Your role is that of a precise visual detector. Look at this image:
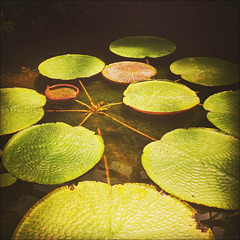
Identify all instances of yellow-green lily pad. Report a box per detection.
[0,173,17,187]
[0,88,46,135]
[2,122,104,184]
[203,90,240,138]
[123,80,200,114]
[109,36,176,58]
[170,57,239,86]
[13,181,214,239]
[38,54,105,80]
[142,128,239,210]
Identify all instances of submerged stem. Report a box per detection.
[99,111,157,141]
[78,112,93,126]
[99,102,123,111]
[74,99,92,109]
[47,109,91,113]
[78,80,95,107]
[97,127,111,186]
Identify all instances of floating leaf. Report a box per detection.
[45,84,79,101]
[2,123,104,184]
[0,88,46,135]
[38,54,105,80]
[142,128,240,210]
[170,57,239,86]
[102,61,157,84]
[13,181,214,239]
[203,90,240,138]
[109,36,176,58]
[123,80,200,115]
[0,173,17,187]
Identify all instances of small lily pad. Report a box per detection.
[102,61,157,84]
[142,128,239,210]
[2,122,104,184]
[170,57,239,86]
[203,90,240,137]
[0,88,46,135]
[109,36,176,58]
[123,80,200,114]
[0,173,17,187]
[13,181,214,239]
[38,54,105,80]
[45,84,79,101]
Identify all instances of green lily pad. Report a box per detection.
[123,80,200,114]
[203,90,240,138]
[109,36,176,58]
[0,173,17,187]
[38,54,105,80]
[0,88,46,135]
[170,57,239,86]
[2,123,104,184]
[142,128,239,210]
[13,181,214,239]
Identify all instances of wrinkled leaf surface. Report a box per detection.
[13,181,214,239]
[142,128,239,210]
[123,80,200,114]
[109,36,176,58]
[0,88,46,135]
[203,90,239,137]
[170,57,239,86]
[2,123,104,184]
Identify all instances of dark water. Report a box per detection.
[1,1,239,239]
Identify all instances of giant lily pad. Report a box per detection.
[203,90,240,138]
[38,54,105,80]
[142,128,239,210]
[2,122,104,184]
[102,61,157,84]
[13,181,214,239]
[109,36,176,58]
[123,80,200,115]
[0,173,17,187]
[170,57,239,86]
[0,88,46,135]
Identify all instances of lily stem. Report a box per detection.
[99,111,157,141]
[79,80,95,107]
[47,109,91,113]
[74,99,92,109]
[97,127,111,186]
[78,112,93,126]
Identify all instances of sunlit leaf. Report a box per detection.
[0,88,46,135]
[13,181,214,239]
[2,123,104,184]
[123,80,200,114]
[0,173,17,187]
[109,36,176,58]
[38,54,105,80]
[170,57,239,86]
[203,90,240,138]
[102,61,157,84]
[142,128,239,210]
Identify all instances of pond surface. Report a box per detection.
[1,1,239,239]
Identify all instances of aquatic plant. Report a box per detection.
[0,36,239,239]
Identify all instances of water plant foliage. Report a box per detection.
[38,54,105,80]
[13,181,214,239]
[102,61,157,84]
[170,57,239,86]
[2,122,104,184]
[142,128,239,210]
[109,36,176,58]
[203,90,240,138]
[123,80,200,114]
[0,88,46,135]
[1,35,239,239]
